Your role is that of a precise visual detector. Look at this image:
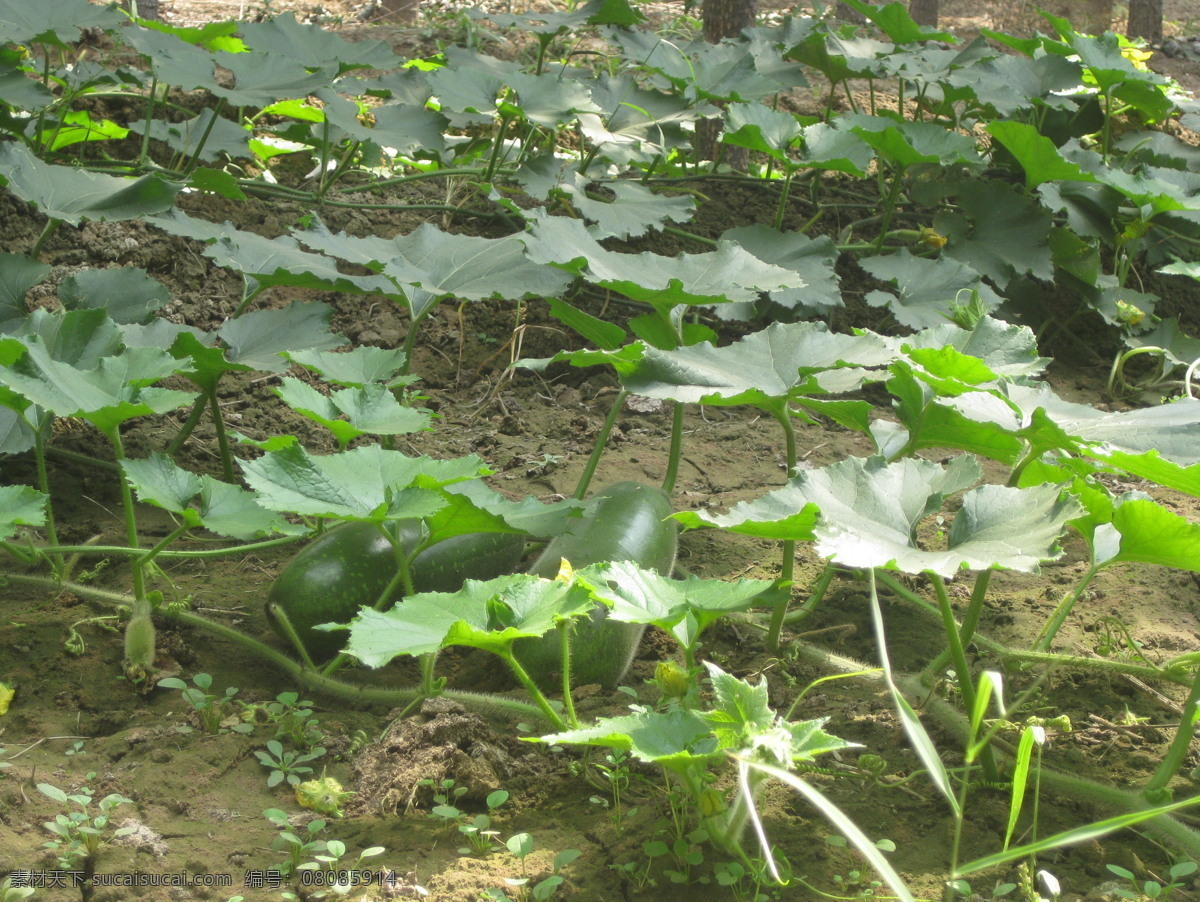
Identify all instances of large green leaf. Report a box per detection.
[986,120,1096,190]
[1094,450,1200,499]
[285,346,410,388]
[0,484,47,542]
[1101,497,1200,571]
[578,560,777,650]
[843,114,982,169]
[578,73,707,166]
[126,109,252,162]
[525,215,801,311]
[345,574,597,664]
[0,145,179,225]
[207,50,333,107]
[0,254,50,331]
[675,454,979,542]
[443,479,584,538]
[122,452,298,539]
[274,378,431,447]
[122,26,220,91]
[314,88,447,157]
[57,268,169,325]
[884,363,1027,463]
[538,708,717,769]
[239,444,486,521]
[935,180,1055,286]
[150,210,393,295]
[680,455,1074,577]
[238,13,399,73]
[720,225,843,315]
[295,220,571,320]
[615,321,895,411]
[0,0,123,45]
[216,301,346,373]
[861,250,1004,330]
[993,384,1200,466]
[0,337,195,434]
[903,316,1049,379]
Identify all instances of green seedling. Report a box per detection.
[158,673,247,735]
[1107,861,1198,901]
[240,691,324,750]
[263,807,328,878]
[296,840,386,898]
[38,775,136,871]
[485,836,580,901]
[1,875,36,902]
[427,788,510,856]
[255,739,327,788]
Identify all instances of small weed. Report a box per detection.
[1107,861,1198,901]
[426,787,510,855]
[263,807,327,878]
[240,691,324,750]
[158,673,247,735]
[1,875,36,901]
[255,738,327,788]
[63,740,84,758]
[484,837,580,901]
[38,773,135,870]
[825,835,897,898]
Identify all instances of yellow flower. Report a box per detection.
[1115,299,1145,326]
[0,681,13,716]
[1121,46,1154,71]
[920,227,948,248]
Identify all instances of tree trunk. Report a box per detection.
[123,0,161,20]
[909,0,939,28]
[1126,0,1163,43]
[696,0,757,169]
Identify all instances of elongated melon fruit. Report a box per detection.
[267,522,526,661]
[515,481,678,688]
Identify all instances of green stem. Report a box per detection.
[782,561,837,625]
[138,77,158,166]
[484,115,513,183]
[558,620,579,728]
[335,167,489,193]
[31,218,63,258]
[27,535,305,560]
[923,569,992,680]
[102,426,144,604]
[873,173,906,253]
[931,573,998,782]
[1107,346,1165,398]
[180,97,227,180]
[1033,562,1101,652]
[873,570,1190,686]
[573,389,628,500]
[32,426,64,575]
[204,387,236,483]
[661,401,684,494]
[134,523,191,570]
[661,225,718,248]
[4,573,556,724]
[165,394,208,457]
[497,648,568,731]
[764,406,799,651]
[1143,665,1200,799]
[772,168,795,231]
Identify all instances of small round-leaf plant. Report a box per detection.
[37,774,136,871]
[157,673,248,735]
